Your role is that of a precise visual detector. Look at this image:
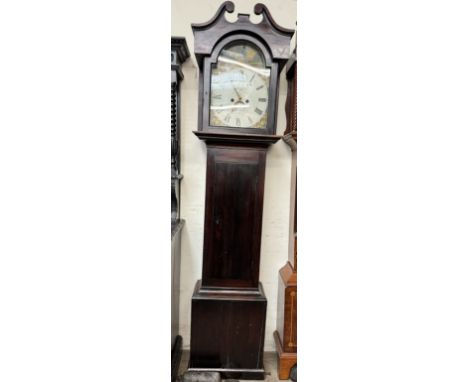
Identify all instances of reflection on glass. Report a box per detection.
[210,43,270,128]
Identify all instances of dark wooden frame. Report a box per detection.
[171,36,189,382]
[192,1,293,137]
[283,48,297,143]
[189,3,294,380]
[201,34,279,136]
[275,47,297,380]
[171,36,190,224]
[201,144,267,289]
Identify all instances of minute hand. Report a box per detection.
[233,86,243,101]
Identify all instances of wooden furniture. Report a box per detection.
[171,36,189,382]
[187,3,293,380]
[274,47,297,380]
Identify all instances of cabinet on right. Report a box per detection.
[274,47,297,380]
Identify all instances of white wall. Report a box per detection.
[172,0,297,351]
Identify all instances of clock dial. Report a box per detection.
[210,43,270,129]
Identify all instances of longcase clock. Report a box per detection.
[187,2,294,380]
[171,36,189,382]
[274,47,297,380]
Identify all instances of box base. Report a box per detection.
[189,280,267,380]
[274,330,297,380]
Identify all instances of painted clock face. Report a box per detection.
[210,42,270,129]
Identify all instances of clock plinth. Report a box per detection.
[188,3,294,380]
[274,261,297,379]
[189,281,267,380]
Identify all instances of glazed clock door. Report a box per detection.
[209,42,270,129]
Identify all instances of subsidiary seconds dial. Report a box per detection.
[209,42,270,129]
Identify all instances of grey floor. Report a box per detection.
[178,351,292,382]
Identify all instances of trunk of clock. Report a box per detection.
[189,140,272,380]
[201,144,266,289]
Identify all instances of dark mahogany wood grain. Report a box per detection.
[283,49,297,137]
[192,2,294,68]
[189,4,293,380]
[190,280,267,380]
[192,2,294,137]
[171,36,189,382]
[194,131,281,146]
[201,144,266,288]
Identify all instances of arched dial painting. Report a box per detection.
[209,42,270,129]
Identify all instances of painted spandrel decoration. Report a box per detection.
[210,42,270,129]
